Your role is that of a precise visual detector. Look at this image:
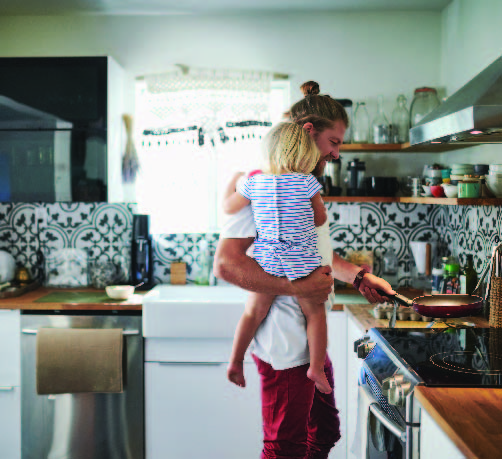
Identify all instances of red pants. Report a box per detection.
[253,354,341,459]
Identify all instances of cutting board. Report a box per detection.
[35,291,120,303]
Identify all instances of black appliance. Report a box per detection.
[355,327,502,459]
[346,158,366,196]
[131,214,154,290]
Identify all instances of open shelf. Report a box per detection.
[323,196,502,206]
[340,142,472,153]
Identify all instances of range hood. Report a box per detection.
[410,55,502,147]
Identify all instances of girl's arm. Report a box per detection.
[310,192,328,227]
[223,172,251,214]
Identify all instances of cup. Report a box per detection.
[458,180,480,198]
[411,177,422,197]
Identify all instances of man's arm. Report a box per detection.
[331,252,395,303]
[213,237,333,303]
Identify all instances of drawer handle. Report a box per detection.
[0,386,15,392]
[22,328,140,336]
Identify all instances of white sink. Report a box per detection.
[142,285,249,338]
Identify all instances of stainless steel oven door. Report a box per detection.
[358,381,419,459]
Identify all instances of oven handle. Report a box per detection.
[360,380,407,443]
[22,328,140,335]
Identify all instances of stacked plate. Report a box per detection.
[486,164,502,197]
[450,163,474,176]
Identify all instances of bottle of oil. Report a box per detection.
[460,254,477,295]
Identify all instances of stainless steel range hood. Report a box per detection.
[410,55,502,147]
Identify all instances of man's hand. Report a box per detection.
[292,265,333,303]
[358,273,396,304]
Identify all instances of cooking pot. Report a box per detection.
[0,250,16,283]
[388,292,483,318]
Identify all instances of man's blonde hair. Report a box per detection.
[264,122,320,175]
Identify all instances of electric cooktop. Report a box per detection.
[370,328,502,387]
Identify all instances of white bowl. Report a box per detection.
[441,184,458,198]
[422,185,433,196]
[105,285,135,300]
[486,176,502,198]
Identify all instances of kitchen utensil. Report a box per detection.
[388,300,398,328]
[458,180,481,198]
[105,285,135,300]
[352,102,370,143]
[0,250,16,283]
[410,87,440,127]
[378,290,484,318]
[430,185,445,197]
[364,176,399,197]
[346,159,366,196]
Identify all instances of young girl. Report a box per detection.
[223,121,331,394]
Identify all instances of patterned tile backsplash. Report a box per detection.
[0,202,500,287]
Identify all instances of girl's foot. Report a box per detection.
[307,367,332,394]
[227,361,246,388]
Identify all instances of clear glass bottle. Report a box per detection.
[409,87,441,127]
[351,102,370,144]
[371,95,390,144]
[460,254,478,295]
[382,243,399,287]
[391,95,410,143]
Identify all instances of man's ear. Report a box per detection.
[303,122,314,135]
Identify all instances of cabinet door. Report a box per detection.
[420,407,464,459]
[327,311,347,459]
[0,310,20,386]
[0,386,21,459]
[346,315,365,459]
[145,361,262,459]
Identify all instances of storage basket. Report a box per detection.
[489,275,502,328]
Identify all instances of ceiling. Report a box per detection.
[0,0,453,16]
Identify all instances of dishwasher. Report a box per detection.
[21,310,144,459]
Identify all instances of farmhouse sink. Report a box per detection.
[142,285,248,338]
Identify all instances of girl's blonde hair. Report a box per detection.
[264,122,320,175]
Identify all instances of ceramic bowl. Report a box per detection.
[105,285,135,300]
[430,185,445,197]
[441,183,458,198]
[486,175,502,198]
[422,185,433,196]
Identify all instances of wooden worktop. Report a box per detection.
[0,287,145,311]
[415,386,502,459]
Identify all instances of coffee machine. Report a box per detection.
[131,214,154,290]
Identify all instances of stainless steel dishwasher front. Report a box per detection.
[21,311,144,459]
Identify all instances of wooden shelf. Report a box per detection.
[339,142,472,153]
[323,196,502,206]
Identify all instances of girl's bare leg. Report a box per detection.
[227,292,275,387]
[297,297,331,394]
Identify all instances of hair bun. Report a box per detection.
[300,81,320,96]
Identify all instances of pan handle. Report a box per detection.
[376,290,414,307]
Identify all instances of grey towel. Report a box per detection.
[36,328,123,395]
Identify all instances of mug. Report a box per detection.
[458,180,480,198]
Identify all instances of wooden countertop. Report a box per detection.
[0,287,145,311]
[415,386,502,459]
[343,303,490,333]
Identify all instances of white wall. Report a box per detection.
[440,0,502,165]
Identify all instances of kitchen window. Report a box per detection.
[134,68,289,234]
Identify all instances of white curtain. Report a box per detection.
[135,65,276,234]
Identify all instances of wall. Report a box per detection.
[0,11,441,179]
[439,0,502,166]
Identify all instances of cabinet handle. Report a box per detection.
[157,362,224,366]
[0,386,15,391]
[22,328,140,335]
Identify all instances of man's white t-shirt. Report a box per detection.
[220,205,335,370]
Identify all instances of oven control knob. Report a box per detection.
[388,381,412,407]
[356,342,375,359]
[382,374,404,395]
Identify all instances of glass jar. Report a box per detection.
[391,94,410,143]
[351,102,370,143]
[371,95,390,144]
[410,87,441,127]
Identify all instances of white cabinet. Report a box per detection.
[419,405,465,459]
[346,314,365,459]
[328,311,347,459]
[145,339,262,459]
[0,309,21,459]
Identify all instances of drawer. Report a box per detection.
[0,310,21,386]
[0,384,21,459]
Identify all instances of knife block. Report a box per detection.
[170,262,187,285]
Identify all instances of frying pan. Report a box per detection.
[379,291,484,318]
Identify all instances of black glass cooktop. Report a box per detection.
[372,328,502,387]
